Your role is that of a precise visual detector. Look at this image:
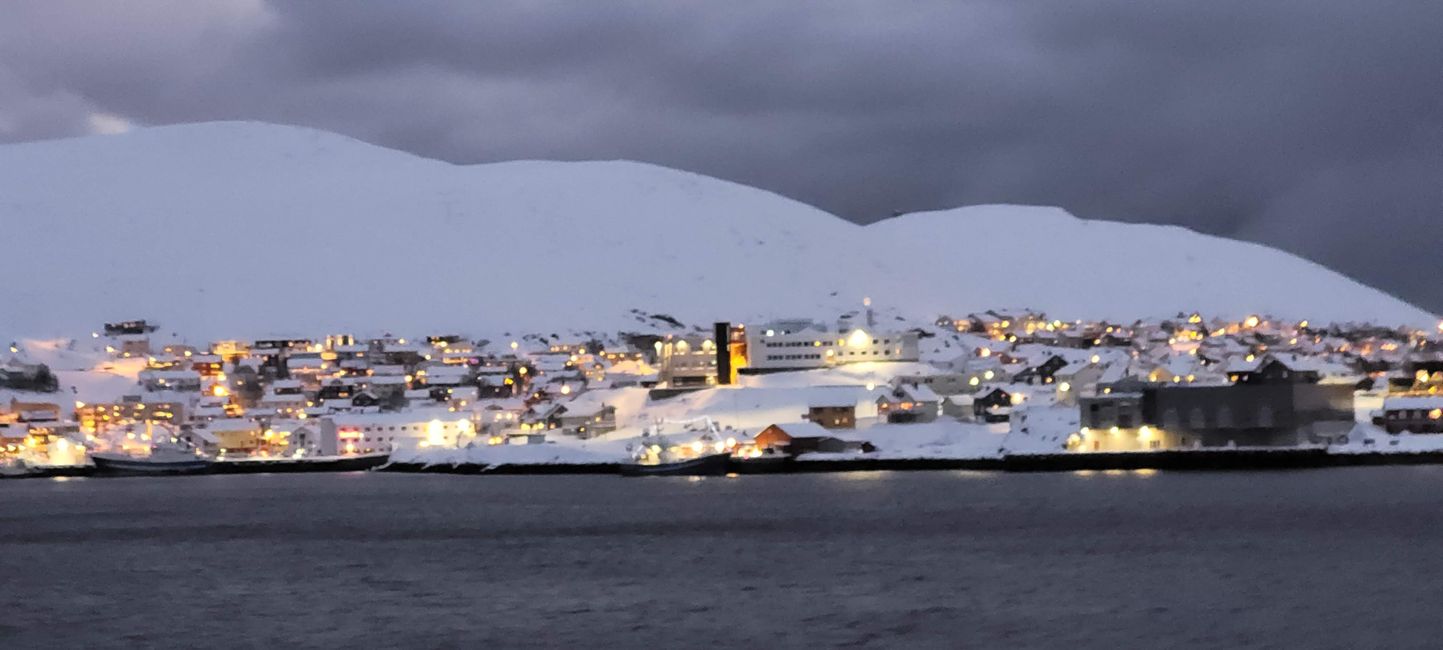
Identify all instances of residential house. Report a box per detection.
[804,395,857,430]
[1378,395,1443,434]
[7,399,60,423]
[139,369,201,393]
[972,388,1015,423]
[1225,355,1320,385]
[1052,361,1106,405]
[753,421,872,455]
[875,383,941,423]
[1010,355,1068,386]
[545,400,618,439]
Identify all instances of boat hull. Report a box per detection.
[91,454,212,477]
[729,455,794,474]
[620,452,733,477]
[211,453,390,474]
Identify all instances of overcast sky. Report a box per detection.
[2,1,1440,312]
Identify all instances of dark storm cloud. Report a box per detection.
[2,1,1440,311]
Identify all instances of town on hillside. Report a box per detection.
[3,305,1443,475]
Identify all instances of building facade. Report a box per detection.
[743,319,919,372]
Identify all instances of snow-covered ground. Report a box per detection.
[398,416,1018,467]
[804,420,1010,461]
[2,121,1434,343]
[388,440,628,467]
[1331,424,1443,455]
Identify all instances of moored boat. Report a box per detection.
[620,451,733,477]
[0,458,33,479]
[621,416,740,477]
[728,451,793,474]
[211,452,390,474]
[91,448,212,477]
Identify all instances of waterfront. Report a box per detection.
[6,470,1443,647]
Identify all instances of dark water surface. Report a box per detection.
[5,468,1443,648]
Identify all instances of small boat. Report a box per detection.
[91,447,212,477]
[620,451,733,477]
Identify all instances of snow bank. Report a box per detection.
[840,420,1007,460]
[1330,424,1443,455]
[389,441,628,467]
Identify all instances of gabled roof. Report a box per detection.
[762,420,833,439]
[884,383,940,403]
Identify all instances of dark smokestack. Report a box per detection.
[714,322,731,385]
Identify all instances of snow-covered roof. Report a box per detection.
[139,369,200,380]
[763,420,834,439]
[203,417,260,432]
[1384,396,1443,410]
[331,408,468,427]
[805,386,869,408]
[884,383,940,403]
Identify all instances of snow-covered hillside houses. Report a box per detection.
[1,308,1441,467]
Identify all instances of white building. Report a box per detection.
[744,319,919,372]
[656,334,719,388]
[328,409,479,455]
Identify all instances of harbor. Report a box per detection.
[8,467,1443,648]
[17,443,1443,480]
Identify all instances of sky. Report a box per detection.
[2,1,1440,312]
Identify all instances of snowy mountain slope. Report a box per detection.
[2,122,886,340]
[865,205,1436,327]
[0,121,1433,341]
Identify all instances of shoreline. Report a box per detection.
[12,447,1443,479]
[378,447,1443,475]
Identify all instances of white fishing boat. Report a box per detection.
[621,416,737,476]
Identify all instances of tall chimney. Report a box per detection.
[714,322,731,385]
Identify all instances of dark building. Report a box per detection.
[973,388,1014,423]
[1079,393,1145,429]
[1079,372,1354,449]
[1226,357,1320,385]
[252,338,312,351]
[1012,355,1068,386]
[103,320,158,336]
[1145,382,1353,447]
[316,383,356,401]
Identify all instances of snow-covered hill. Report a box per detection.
[866,205,1434,327]
[0,122,1433,341]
